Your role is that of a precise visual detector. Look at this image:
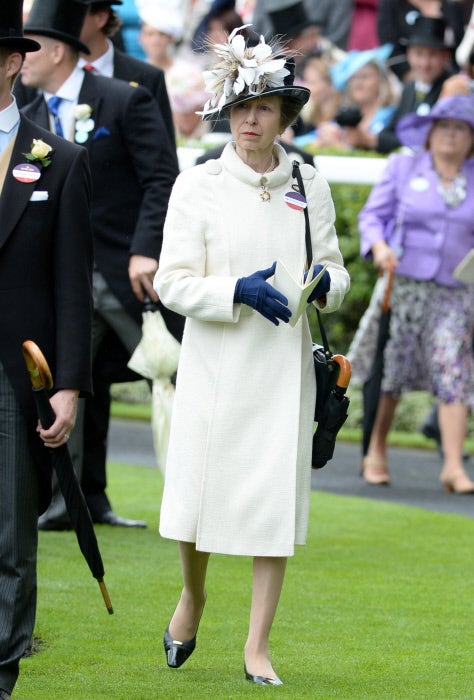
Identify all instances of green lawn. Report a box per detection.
[14,461,474,700]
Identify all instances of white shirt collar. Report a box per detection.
[77,39,114,77]
[44,64,85,105]
[0,96,20,133]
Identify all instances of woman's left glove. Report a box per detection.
[307,264,331,303]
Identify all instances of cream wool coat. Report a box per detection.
[155,143,350,557]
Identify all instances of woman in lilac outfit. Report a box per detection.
[359,94,474,493]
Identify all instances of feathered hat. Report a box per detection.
[199,24,310,119]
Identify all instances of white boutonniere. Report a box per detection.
[24,138,53,167]
[74,103,95,144]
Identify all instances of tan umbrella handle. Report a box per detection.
[381,269,394,314]
[332,355,352,390]
[22,340,54,391]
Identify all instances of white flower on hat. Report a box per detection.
[200,25,290,117]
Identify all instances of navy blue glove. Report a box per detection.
[307,264,331,303]
[234,262,291,326]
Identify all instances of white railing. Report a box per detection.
[177,145,388,185]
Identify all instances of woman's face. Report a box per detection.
[230,96,282,154]
[347,63,381,105]
[139,23,173,62]
[429,118,474,160]
[303,60,332,102]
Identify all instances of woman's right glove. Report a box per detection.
[234,262,291,326]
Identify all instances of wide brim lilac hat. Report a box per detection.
[329,43,393,92]
[395,94,474,148]
[198,24,310,120]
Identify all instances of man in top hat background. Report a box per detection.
[15,0,176,146]
[350,15,455,153]
[19,0,179,531]
[77,0,176,144]
[0,1,93,696]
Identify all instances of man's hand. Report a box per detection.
[129,254,159,303]
[37,389,79,449]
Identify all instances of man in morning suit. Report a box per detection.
[75,0,184,529]
[0,2,93,696]
[20,0,179,530]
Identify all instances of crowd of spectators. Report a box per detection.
[101,0,474,156]
[21,0,474,154]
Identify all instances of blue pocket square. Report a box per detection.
[92,126,111,141]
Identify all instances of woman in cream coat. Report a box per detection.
[154,26,350,686]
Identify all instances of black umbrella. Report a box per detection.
[22,340,113,614]
[361,270,393,457]
[312,354,352,470]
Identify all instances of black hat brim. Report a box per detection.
[203,85,310,120]
[81,0,123,4]
[407,36,451,49]
[0,36,41,52]
[24,28,90,54]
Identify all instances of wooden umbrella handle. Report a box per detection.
[332,354,352,390]
[381,269,394,314]
[22,340,54,391]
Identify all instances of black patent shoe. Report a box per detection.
[163,625,196,668]
[244,664,283,686]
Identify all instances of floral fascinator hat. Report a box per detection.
[396,94,474,148]
[198,24,310,119]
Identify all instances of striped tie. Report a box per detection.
[47,96,64,137]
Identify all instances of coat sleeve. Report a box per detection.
[154,168,240,323]
[305,169,350,313]
[124,86,179,260]
[358,153,402,258]
[53,146,94,393]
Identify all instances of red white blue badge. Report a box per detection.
[12,163,41,183]
[284,190,307,210]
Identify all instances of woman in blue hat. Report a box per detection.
[302,44,398,150]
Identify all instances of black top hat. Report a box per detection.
[25,0,90,54]
[192,0,239,53]
[268,1,313,39]
[407,15,453,50]
[0,0,40,53]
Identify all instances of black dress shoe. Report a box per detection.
[93,511,147,528]
[244,665,283,686]
[163,625,196,668]
[38,517,73,531]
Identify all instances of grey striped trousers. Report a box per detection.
[0,361,39,695]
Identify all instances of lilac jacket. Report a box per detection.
[359,151,474,287]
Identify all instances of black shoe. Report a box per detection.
[244,664,283,686]
[163,625,196,668]
[0,689,11,699]
[93,511,147,528]
[38,517,72,531]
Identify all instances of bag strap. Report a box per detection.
[292,161,331,355]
